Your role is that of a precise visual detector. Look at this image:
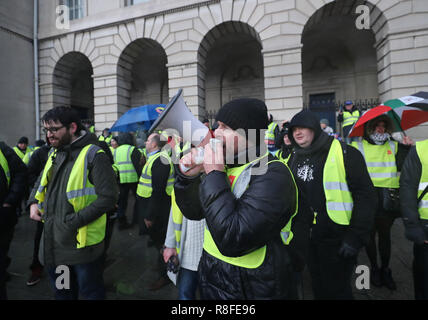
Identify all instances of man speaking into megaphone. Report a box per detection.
[172,97,299,300]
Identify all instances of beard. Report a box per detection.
[49,131,72,148]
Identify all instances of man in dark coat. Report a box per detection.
[174,98,298,299]
[28,106,118,300]
[287,109,376,299]
[136,132,174,291]
[26,141,51,286]
[0,141,27,299]
[400,139,428,299]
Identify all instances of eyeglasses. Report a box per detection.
[42,126,65,134]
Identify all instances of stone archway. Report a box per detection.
[198,21,264,119]
[301,0,388,128]
[117,38,168,115]
[52,52,94,121]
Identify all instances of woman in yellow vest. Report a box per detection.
[351,115,413,290]
[175,98,298,299]
[400,139,428,299]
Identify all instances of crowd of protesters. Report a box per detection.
[0,99,427,300]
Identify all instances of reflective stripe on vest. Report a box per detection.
[171,189,183,253]
[324,139,353,225]
[352,140,399,188]
[136,151,174,198]
[114,145,138,183]
[265,122,278,141]
[342,110,360,127]
[0,149,10,188]
[416,140,428,219]
[35,144,106,248]
[203,153,298,269]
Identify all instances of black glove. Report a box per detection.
[405,225,427,245]
[338,242,359,259]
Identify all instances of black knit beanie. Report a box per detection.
[215,98,268,145]
[18,136,29,144]
[216,98,268,130]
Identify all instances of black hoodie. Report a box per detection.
[287,110,376,248]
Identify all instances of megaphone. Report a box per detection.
[148,89,212,147]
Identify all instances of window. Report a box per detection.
[125,0,150,6]
[61,0,85,20]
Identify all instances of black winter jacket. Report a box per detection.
[0,141,27,207]
[288,132,376,250]
[400,145,428,245]
[174,153,298,299]
[27,145,50,190]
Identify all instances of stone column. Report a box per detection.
[167,60,206,120]
[263,45,304,122]
[92,71,122,134]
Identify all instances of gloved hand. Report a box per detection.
[405,225,427,245]
[338,241,359,259]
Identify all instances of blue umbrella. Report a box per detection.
[110,104,166,132]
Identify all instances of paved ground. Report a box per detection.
[5,208,416,300]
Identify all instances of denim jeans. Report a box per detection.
[177,268,199,300]
[47,257,105,300]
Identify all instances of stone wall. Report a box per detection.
[36,0,428,138]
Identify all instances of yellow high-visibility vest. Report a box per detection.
[13,146,30,160]
[113,144,138,183]
[352,139,399,188]
[136,151,174,198]
[342,110,360,128]
[416,140,428,220]
[0,149,10,188]
[35,144,106,249]
[324,139,353,225]
[264,122,278,141]
[171,189,183,254]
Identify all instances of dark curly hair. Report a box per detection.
[364,114,394,137]
[42,106,85,133]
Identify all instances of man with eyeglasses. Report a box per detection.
[27,106,118,300]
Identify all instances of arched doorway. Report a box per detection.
[302,0,384,131]
[199,22,264,121]
[117,38,168,113]
[53,52,94,121]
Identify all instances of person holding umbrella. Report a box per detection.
[351,114,413,290]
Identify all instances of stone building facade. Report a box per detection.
[36,0,428,138]
[0,0,35,145]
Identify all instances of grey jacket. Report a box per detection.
[29,132,119,266]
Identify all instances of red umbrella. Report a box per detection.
[348,105,398,137]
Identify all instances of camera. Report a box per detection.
[160,247,180,274]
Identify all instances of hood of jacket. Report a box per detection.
[287,110,325,149]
